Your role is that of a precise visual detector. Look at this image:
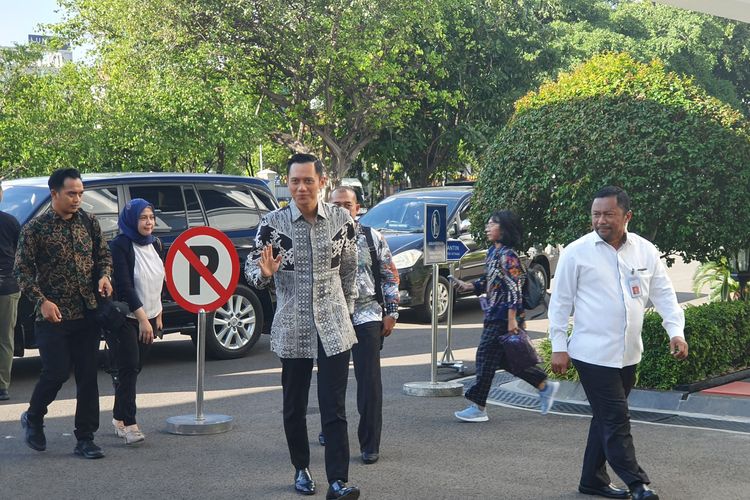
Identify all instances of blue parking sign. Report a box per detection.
[423,204,447,264]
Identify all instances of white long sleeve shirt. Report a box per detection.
[548,231,685,368]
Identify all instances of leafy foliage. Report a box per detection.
[639,301,750,389]
[538,301,750,390]
[692,258,739,302]
[472,53,750,263]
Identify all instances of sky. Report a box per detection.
[0,0,66,47]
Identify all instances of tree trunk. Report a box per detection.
[216,142,225,174]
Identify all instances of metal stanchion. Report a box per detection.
[166,309,233,435]
[403,265,463,397]
[438,262,465,375]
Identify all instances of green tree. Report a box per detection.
[0,45,105,177]
[366,0,560,187]
[472,53,750,263]
[171,0,448,183]
[54,0,277,174]
[546,0,750,116]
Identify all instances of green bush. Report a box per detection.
[472,53,750,264]
[638,301,750,389]
[538,301,750,390]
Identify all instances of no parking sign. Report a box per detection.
[165,226,239,313]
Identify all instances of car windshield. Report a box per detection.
[359,195,460,232]
[0,185,49,223]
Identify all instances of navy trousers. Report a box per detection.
[573,358,650,489]
[351,321,383,455]
[106,318,153,426]
[27,318,101,441]
[281,339,351,484]
[465,320,547,407]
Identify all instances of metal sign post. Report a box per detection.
[430,263,439,384]
[438,262,465,375]
[164,226,236,435]
[403,204,462,397]
[438,239,470,375]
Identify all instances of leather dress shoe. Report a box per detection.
[326,480,360,499]
[361,451,379,464]
[0,388,9,400]
[630,483,659,500]
[21,411,46,451]
[318,432,325,446]
[74,439,105,459]
[579,483,631,498]
[294,468,315,495]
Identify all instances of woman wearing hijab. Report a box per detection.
[109,198,165,444]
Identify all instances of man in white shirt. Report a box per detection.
[548,186,688,500]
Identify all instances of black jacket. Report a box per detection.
[109,234,165,313]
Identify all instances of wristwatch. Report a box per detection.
[387,311,399,320]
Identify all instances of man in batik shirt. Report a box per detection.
[245,154,360,499]
[329,186,399,466]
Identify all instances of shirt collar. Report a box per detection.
[591,229,631,248]
[50,209,78,223]
[289,200,327,222]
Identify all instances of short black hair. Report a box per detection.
[490,210,523,249]
[287,153,325,177]
[48,168,81,192]
[330,185,357,199]
[593,186,631,213]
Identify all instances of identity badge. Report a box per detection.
[628,277,642,298]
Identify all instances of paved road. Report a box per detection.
[1,259,748,499]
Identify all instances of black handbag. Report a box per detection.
[498,328,541,373]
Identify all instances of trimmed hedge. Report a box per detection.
[538,301,750,390]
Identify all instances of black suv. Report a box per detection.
[358,186,560,322]
[0,172,278,359]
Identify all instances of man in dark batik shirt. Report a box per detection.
[14,168,113,459]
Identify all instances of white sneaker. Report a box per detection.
[539,380,560,415]
[123,424,145,445]
[112,419,126,438]
[454,404,489,422]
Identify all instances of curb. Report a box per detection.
[502,378,750,423]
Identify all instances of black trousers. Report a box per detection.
[465,320,547,407]
[572,359,650,489]
[106,318,153,426]
[281,339,351,484]
[351,321,383,455]
[27,318,101,441]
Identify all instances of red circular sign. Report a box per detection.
[165,226,240,313]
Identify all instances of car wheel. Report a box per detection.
[417,275,451,323]
[201,284,264,360]
[529,262,549,290]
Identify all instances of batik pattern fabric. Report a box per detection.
[14,210,112,321]
[245,201,358,359]
[352,225,400,326]
[472,244,525,322]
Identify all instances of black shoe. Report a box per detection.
[318,432,325,446]
[294,468,315,495]
[21,411,46,451]
[579,483,631,498]
[74,439,105,459]
[361,451,379,464]
[630,483,659,500]
[0,389,8,400]
[326,480,360,499]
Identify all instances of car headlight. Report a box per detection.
[392,249,422,270]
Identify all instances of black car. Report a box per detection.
[0,172,278,359]
[358,186,560,322]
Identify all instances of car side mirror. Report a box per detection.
[460,219,471,233]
